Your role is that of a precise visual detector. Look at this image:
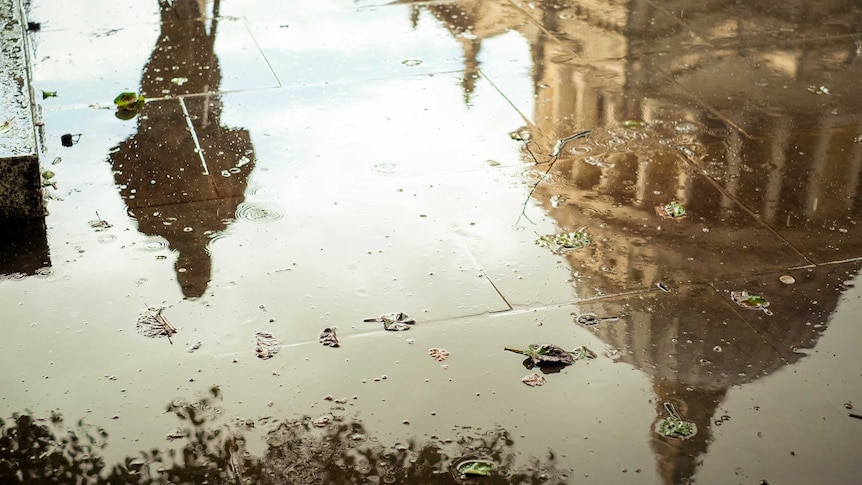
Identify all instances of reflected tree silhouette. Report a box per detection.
[109,0,254,298]
[0,388,566,484]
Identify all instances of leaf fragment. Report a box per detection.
[535,227,590,252]
[521,373,546,387]
[41,90,58,99]
[319,327,340,348]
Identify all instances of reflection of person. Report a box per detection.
[109,0,254,298]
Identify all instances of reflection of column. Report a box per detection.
[109,0,254,298]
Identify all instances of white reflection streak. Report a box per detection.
[179,97,209,175]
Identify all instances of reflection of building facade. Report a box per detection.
[109,0,254,298]
[406,0,862,483]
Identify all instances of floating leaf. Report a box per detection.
[428,348,450,361]
[41,90,58,99]
[113,92,146,118]
[364,312,416,331]
[536,227,590,252]
[655,201,686,219]
[623,119,644,128]
[521,373,546,387]
[656,402,697,440]
[254,331,281,359]
[319,327,340,348]
[504,344,575,367]
[456,459,496,476]
[41,170,55,180]
[730,290,771,314]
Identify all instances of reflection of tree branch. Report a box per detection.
[517,131,592,225]
[1,388,564,484]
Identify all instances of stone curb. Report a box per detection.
[0,0,44,220]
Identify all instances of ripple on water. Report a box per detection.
[205,232,230,256]
[0,272,27,281]
[140,237,169,251]
[236,202,285,224]
[34,266,55,278]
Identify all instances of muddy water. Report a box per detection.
[2,0,862,483]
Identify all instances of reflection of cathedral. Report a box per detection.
[109,0,254,298]
[404,0,862,483]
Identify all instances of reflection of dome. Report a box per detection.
[405,1,862,483]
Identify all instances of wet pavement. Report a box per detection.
[2,0,862,483]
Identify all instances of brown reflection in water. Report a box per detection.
[407,0,862,483]
[0,389,566,484]
[0,218,50,277]
[109,0,254,298]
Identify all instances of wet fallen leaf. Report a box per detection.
[730,290,772,314]
[41,90,58,99]
[113,92,146,119]
[521,373,546,387]
[623,119,644,128]
[364,312,416,331]
[655,402,697,440]
[428,348,450,361]
[456,459,496,476]
[319,327,340,348]
[254,331,280,359]
[655,201,686,219]
[504,344,575,367]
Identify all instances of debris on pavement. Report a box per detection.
[656,282,671,292]
[254,331,281,359]
[655,200,687,219]
[88,212,112,230]
[535,227,590,252]
[521,373,546,387]
[60,133,81,147]
[575,313,620,327]
[363,312,416,331]
[731,290,773,315]
[807,85,831,95]
[428,348,450,361]
[779,275,796,284]
[312,414,333,428]
[165,429,185,441]
[136,305,177,343]
[319,327,340,348]
[656,402,697,440]
[187,341,201,353]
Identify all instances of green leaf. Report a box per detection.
[457,460,495,476]
[41,90,58,99]
[536,228,590,251]
[623,119,643,128]
[113,92,146,111]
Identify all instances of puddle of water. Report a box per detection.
[6,0,862,483]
